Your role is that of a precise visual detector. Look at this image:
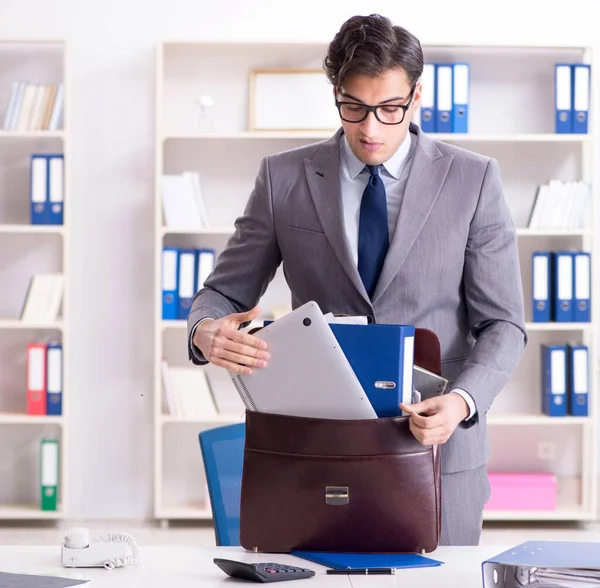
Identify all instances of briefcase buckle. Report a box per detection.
[325,486,349,505]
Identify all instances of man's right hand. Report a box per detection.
[192,306,270,375]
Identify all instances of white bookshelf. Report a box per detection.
[154,40,597,524]
[0,40,69,520]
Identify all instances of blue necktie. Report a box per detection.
[357,165,389,298]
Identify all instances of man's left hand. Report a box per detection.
[399,392,469,446]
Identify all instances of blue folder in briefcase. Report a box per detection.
[328,323,415,417]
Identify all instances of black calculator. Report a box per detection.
[213,558,315,583]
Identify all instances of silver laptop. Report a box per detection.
[228,301,377,420]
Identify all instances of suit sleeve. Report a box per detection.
[452,157,528,425]
[187,156,282,364]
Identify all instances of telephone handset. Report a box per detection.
[61,527,140,569]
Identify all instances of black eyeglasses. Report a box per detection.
[335,86,416,125]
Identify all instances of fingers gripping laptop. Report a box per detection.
[227,301,377,420]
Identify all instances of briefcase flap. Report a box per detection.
[240,410,441,554]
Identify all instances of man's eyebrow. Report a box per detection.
[338,92,408,104]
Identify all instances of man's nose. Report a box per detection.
[359,110,380,136]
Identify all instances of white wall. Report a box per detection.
[0,0,597,519]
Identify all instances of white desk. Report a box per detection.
[0,545,508,587]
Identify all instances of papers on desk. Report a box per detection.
[0,571,89,587]
[482,541,600,587]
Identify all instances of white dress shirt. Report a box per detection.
[340,132,476,421]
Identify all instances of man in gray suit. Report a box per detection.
[187,14,527,545]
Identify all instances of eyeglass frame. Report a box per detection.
[334,84,417,126]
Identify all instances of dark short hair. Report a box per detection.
[323,14,424,90]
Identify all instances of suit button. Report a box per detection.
[367,315,374,324]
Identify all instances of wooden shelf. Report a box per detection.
[0,320,63,330]
[162,131,592,143]
[0,413,63,424]
[154,39,598,525]
[161,414,244,425]
[0,224,64,234]
[162,226,592,238]
[0,39,70,522]
[487,414,591,425]
[483,506,590,521]
[161,226,233,236]
[525,322,592,331]
[0,504,64,519]
[0,130,64,139]
[516,228,592,236]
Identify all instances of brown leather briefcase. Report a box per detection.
[239,327,442,554]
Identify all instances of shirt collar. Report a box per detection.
[341,130,412,180]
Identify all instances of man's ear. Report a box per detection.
[411,82,423,112]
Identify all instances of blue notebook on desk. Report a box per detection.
[290,551,443,570]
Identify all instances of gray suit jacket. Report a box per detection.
[187,122,527,475]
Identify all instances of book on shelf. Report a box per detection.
[527,180,591,230]
[20,273,64,323]
[161,360,218,418]
[161,360,244,418]
[161,171,210,230]
[2,81,64,131]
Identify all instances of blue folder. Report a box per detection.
[328,323,416,417]
[291,551,443,570]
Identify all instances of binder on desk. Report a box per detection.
[555,63,573,133]
[532,251,551,322]
[328,323,415,417]
[568,344,589,417]
[435,64,453,133]
[419,63,436,132]
[451,62,469,133]
[552,251,573,322]
[482,540,600,588]
[572,64,590,134]
[541,344,567,417]
[573,251,591,322]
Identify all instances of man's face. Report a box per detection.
[335,68,421,166]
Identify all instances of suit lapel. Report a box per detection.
[372,126,453,305]
[303,130,371,306]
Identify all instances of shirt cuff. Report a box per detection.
[450,387,476,421]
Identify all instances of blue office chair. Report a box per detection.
[199,422,245,546]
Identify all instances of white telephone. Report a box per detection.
[61,527,140,569]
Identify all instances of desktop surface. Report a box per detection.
[0,544,510,587]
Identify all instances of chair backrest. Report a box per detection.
[198,422,245,546]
